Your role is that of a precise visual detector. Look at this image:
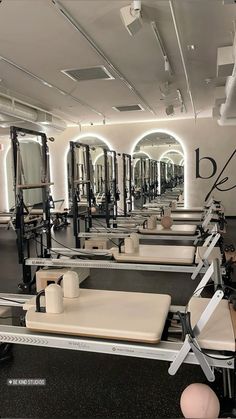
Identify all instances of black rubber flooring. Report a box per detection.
[0,220,235,418]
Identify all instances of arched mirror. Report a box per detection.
[67,136,109,209]
[6,136,43,210]
[132,132,184,201]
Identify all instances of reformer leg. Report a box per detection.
[191,233,221,280]
[168,289,224,381]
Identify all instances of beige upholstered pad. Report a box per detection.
[140,212,202,221]
[171,207,204,212]
[26,289,171,343]
[116,223,137,228]
[189,297,235,351]
[160,213,202,221]
[113,244,195,265]
[139,224,197,236]
[195,246,222,263]
[143,204,203,212]
[30,209,67,215]
[0,217,11,224]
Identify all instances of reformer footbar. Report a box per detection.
[168,258,236,383]
[0,259,234,387]
[168,289,224,381]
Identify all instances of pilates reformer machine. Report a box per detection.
[10,126,53,290]
[24,224,225,288]
[1,259,236,411]
[88,198,224,244]
[0,211,16,230]
[69,141,93,248]
[126,199,224,230]
[133,157,158,208]
[69,141,120,248]
[133,157,159,207]
[28,199,69,231]
[149,159,159,202]
[122,153,132,217]
[82,208,218,244]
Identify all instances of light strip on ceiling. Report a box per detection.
[151,21,173,75]
[169,1,197,120]
[0,55,104,119]
[51,0,156,116]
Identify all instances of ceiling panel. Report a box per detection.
[0,0,234,127]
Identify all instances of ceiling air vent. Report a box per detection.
[61,66,114,81]
[113,104,144,112]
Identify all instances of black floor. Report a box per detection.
[0,221,235,418]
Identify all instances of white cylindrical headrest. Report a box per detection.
[62,271,80,299]
[130,232,139,250]
[45,284,64,314]
[124,237,135,254]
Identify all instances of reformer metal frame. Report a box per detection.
[70,144,120,239]
[10,126,52,287]
[169,260,225,382]
[133,157,159,208]
[79,221,218,243]
[26,230,224,278]
[122,153,132,217]
[70,141,92,248]
[103,149,118,228]
[160,161,167,194]
[79,231,199,242]
[133,157,147,207]
[150,159,159,201]
[0,262,233,384]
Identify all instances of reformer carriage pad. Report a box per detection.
[113,244,195,265]
[138,224,197,236]
[25,289,171,344]
[195,246,222,264]
[189,297,235,351]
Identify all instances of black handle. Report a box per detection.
[35,290,46,313]
[57,275,64,285]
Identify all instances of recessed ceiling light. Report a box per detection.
[187,44,195,51]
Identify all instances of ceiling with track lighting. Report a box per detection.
[0,0,235,132]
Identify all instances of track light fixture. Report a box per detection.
[120,1,142,36]
[151,21,173,75]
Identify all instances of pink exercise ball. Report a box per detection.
[180,383,220,419]
[161,215,173,229]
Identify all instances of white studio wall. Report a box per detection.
[0,117,235,215]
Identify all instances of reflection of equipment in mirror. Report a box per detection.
[70,141,93,248]
[133,157,159,207]
[122,153,132,216]
[69,142,120,248]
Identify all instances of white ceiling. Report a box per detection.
[0,0,235,128]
